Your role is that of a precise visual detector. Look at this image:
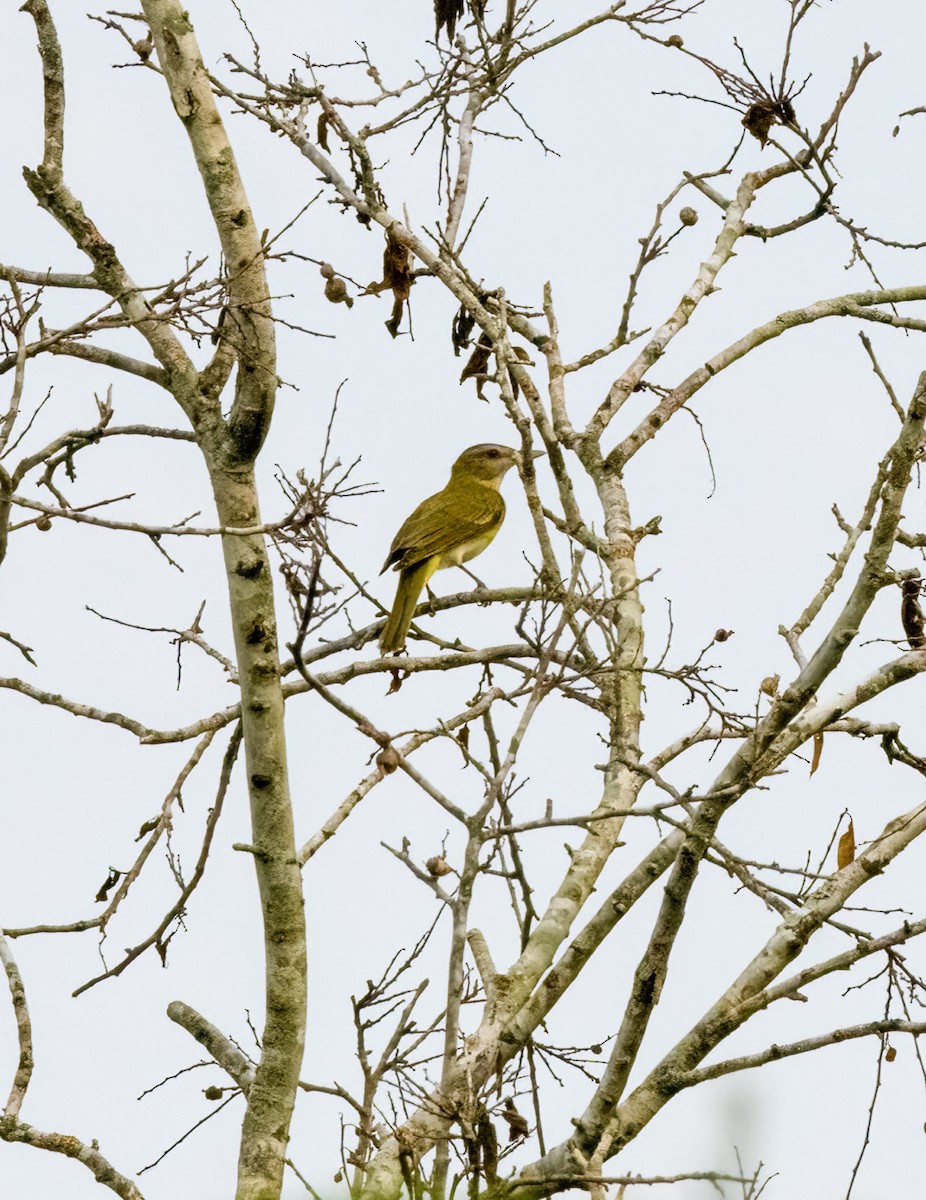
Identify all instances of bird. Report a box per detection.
[379,444,527,654]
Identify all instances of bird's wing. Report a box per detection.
[383,482,505,572]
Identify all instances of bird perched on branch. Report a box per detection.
[379,444,532,654]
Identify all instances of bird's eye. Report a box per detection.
[486,449,500,459]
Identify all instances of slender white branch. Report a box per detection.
[0,933,33,1119]
[611,285,926,468]
[681,1020,926,1086]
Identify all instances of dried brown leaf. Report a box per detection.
[476,1110,498,1183]
[435,0,465,40]
[366,233,412,300]
[742,95,795,148]
[743,101,777,147]
[901,578,926,649]
[460,334,493,400]
[317,111,330,152]
[810,731,824,777]
[366,233,413,337]
[451,303,476,356]
[435,0,485,40]
[155,931,174,966]
[385,296,404,339]
[94,867,122,903]
[837,820,856,870]
[502,1096,529,1142]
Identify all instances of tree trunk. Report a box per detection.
[209,458,307,1200]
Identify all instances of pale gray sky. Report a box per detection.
[2,2,926,1198]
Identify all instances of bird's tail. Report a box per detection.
[379,558,437,654]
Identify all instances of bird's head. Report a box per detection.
[450,443,540,485]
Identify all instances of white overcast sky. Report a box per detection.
[2,2,926,1198]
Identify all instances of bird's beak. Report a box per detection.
[516,449,545,465]
[529,449,545,460]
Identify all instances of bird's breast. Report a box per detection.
[436,525,500,569]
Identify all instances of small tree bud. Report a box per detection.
[36,515,52,532]
[667,34,683,48]
[679,206,699,227]
[714,628,734,642]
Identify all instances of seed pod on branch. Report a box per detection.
[426,855,452,878]
[323,274,353,309]
[376,745,401,775]
[759,673,780,698]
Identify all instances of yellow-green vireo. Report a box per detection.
[379,443,537,654]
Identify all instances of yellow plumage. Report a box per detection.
[379,444,519,654]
